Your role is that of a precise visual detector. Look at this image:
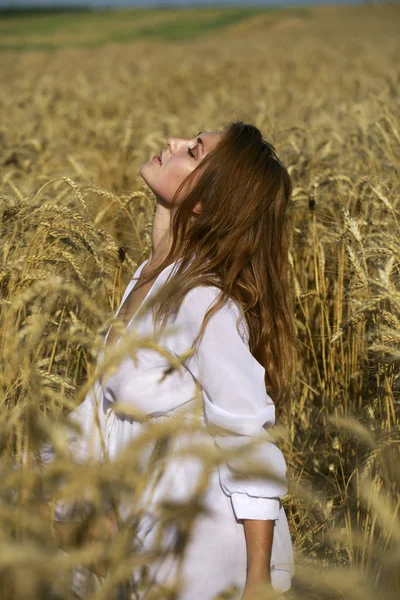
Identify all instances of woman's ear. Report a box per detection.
[193,201,202,215]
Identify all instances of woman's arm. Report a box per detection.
[178,286,290,593]
[243,518,274,582]
[241,518,274,599]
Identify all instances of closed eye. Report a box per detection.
[188,146,196,159]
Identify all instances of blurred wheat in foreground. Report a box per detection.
[0,4,399,599]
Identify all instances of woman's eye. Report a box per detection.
[188,146,196,159]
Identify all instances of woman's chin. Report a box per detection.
[139,163,150,179]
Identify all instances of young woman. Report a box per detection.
[44,121,298,599]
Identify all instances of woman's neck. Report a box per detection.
[147,202,174,268]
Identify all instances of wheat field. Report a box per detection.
[0,3,399,599]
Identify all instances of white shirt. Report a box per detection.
[101,257,287,515]
[43,257,295,594]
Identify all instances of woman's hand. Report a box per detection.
[42,503,118,579]
[83,509,118,578]
[40,502,83,549]
[87,508,117,543]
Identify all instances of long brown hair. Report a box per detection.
[137,121,299,407]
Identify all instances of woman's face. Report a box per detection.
[140,130,222,206]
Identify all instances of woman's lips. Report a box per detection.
[152,155,161,164]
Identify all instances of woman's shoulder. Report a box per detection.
[181,284,239,315]
[178,283,248,342]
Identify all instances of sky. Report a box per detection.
[0,0,369,8]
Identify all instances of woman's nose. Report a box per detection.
[167,137,188,154]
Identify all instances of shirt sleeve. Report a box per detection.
[180,285,288,521]
[38,381,113,521]
[38,274,141,521]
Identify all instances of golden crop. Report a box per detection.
[0,4,399,599]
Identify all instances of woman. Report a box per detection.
[44,121,298,599]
